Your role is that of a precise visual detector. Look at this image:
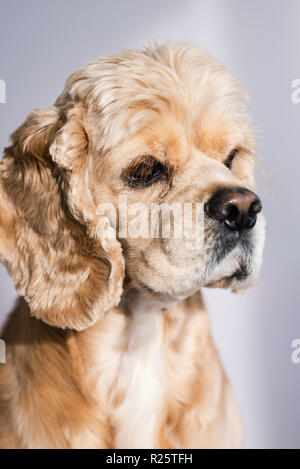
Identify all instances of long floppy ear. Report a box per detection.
[0,104,124,330]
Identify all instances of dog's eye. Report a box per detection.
[224,148,239,170]
[124,155,169,188]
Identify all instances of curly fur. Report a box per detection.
[0,42,265,448]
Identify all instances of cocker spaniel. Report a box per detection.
[0,42,265,449]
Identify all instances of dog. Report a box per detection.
[0,42,265,449]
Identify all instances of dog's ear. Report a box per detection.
[0,104,124,330]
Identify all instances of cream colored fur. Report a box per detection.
[0,42,265,449]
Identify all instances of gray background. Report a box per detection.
[0,0,299,449]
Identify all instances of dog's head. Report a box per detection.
[0,42,265,330]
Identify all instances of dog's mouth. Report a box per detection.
[202,225,255,289]
[125,213,264,299]
[204,261,249,289]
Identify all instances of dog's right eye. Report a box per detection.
[224,148,239,170]
[123,155,169,188]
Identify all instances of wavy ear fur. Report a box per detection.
[0,105,124,330]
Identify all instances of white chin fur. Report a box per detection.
[203,214,266,290]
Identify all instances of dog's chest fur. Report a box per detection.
[74,294,241,449]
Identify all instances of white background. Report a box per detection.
[0,0,299,448]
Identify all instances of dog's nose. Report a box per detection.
[204,187,262,231]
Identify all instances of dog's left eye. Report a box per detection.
[124,155,169,188]
[224,148,239,170]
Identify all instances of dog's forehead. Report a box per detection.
[63,43,251,157]
[88,89,253,168]
[109,87,251,165]
[125,101,253,168]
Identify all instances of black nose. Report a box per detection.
[204,187,262,231]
